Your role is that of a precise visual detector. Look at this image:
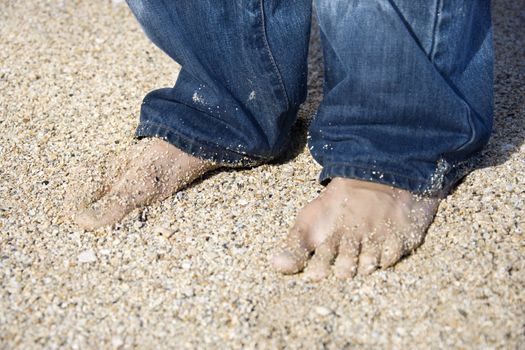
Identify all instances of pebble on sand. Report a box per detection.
[314,306,333,316]
[77,249,97,263]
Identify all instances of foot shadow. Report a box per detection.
[271,12,324,165]
[474,1,525,170]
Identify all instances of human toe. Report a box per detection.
[304,235,339,281]
[73,194,129,230]
[333,234,360,279]
[271,227,311,274]
[380,234,404,268]
[357,239,381,275]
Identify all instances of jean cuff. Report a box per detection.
[135,121,268,167]
[319,163,445,197]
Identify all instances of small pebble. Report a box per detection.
[181,261,192,270]
[77,250,97,263]
[99,249,111,255]
[111,336,124,348]
[314,306,332,316]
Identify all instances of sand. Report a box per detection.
[0,1,523,349]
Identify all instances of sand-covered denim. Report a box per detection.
[126,0,493,196]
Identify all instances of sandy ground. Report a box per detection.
[0,1,524,349]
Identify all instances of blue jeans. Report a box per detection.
[126,0,493,196]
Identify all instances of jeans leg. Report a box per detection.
[126,0,312,165]
[311,0,494,195]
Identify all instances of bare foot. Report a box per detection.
[69,138,218,230]
[271,178,439,281]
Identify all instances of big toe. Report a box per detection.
[272,226,312,274]
[73,195,129,230]
[380,234,404,268]
[74,208,109,231]
[271,250,309,274]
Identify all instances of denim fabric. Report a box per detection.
[126,0,493,196]
[127,0,311,164]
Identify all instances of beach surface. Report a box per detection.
[0,1,523,348]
